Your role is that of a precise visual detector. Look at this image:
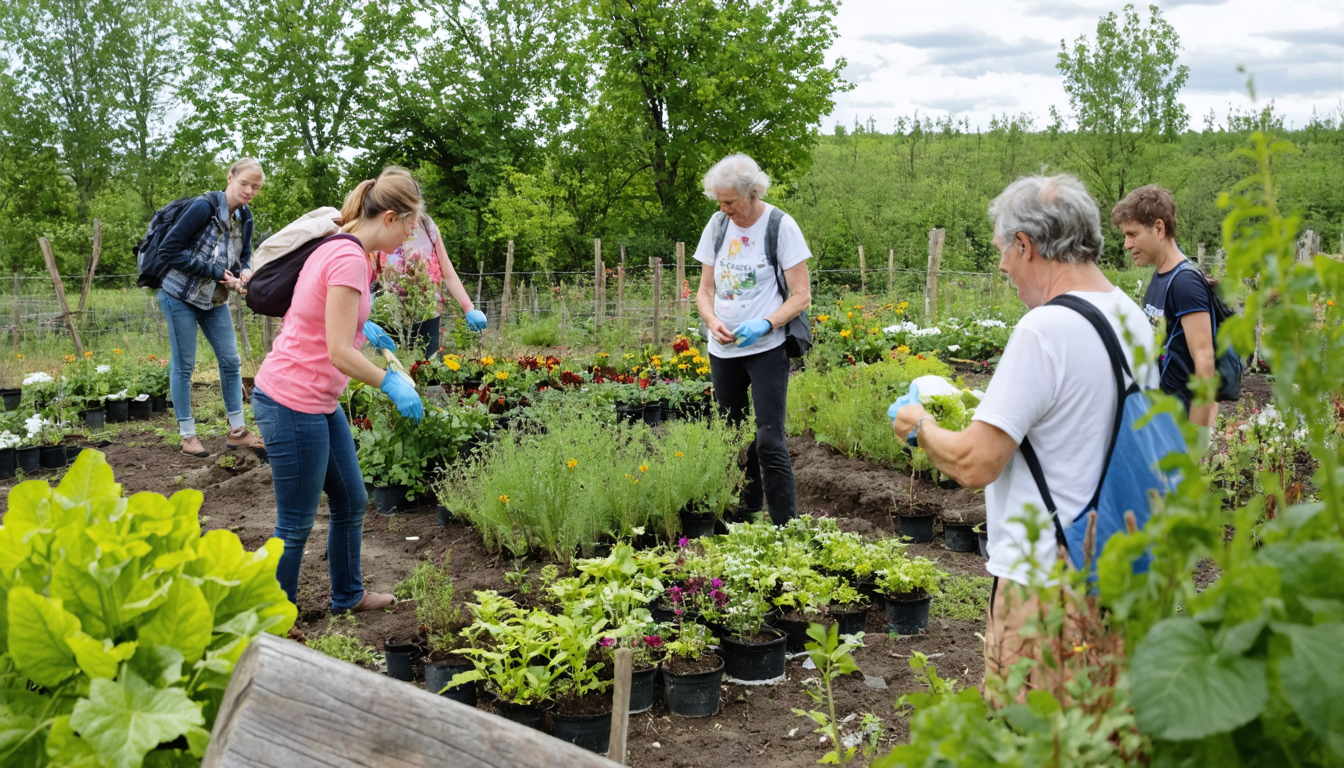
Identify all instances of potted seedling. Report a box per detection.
[453,592,561,730]
[413,558,477,707]
[660,621,722,717]
[703,579,786,683]
[549,615,613,754]
[875,557,943,636]
[942,516,980,553]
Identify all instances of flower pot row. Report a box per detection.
[893,511,987,557]
[78,395,168,428]
[0,444,86,479]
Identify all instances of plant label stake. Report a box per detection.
[609,648,633,765]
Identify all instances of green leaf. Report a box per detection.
[56,449,119,505]
[69,670,204,768]
[1131,617,1267,740]
[7,586,82,688]
[67,632,138,680]
[137,579,212,664]
[1277,622,1344,758]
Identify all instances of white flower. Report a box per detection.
[911,327,941,337]
[883,321,919,335]
[23,371,53,385]
[24,414,48,439]
[947,344,961,352]
[96,365,110,374]
[0,431,18,449]
[134,393,150,402]
[1137,279,1143,290]
[107,389,128,401]
[976,319,1007,329]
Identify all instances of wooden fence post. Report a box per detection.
[675,242,686,328]
[78,218,102,313]
[475,258,484,308]
[924,228,945,321]
[650,257,662,346]
[232,295,252,363]
[858,245,866,293]
[887,248,894,294]
[38,237,84,356]
[262,317,274,354]
[609,648,633,765]
[616,246,626,320]
[501,240,515,327]
[11,274,20,352]
[1197,243,1206,271]
[594,239,602,331]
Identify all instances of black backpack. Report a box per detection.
[1162,261,1243,402]
[134,196,202,289]
[245,233,361,318]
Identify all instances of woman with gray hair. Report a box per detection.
[693,153,812,526]
[890,174,1156,687]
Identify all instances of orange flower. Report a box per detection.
[498,494,510,505]
[639,464,648,472]
[83,350,93,358]
[113,349,122,355]
[65,355,75,363]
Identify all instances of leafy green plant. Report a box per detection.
[793,623,865,766]
[0,450,296,767]
[308,634,380,668]
[874,557,943,598]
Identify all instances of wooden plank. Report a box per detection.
[616,246,626,320]
[1197,243,1205,271]
[594,239,602,330]
[202,633,618,768]
[38,237,84,356]
[232,294,251,363]
[262,317,274,355]
[608,649,633,765]
[675,242,686,326]
[501,240,515,327]
[650,257,662,346]
[887,248,894,294]
[475,259,484,307]
[924,228,945,321]
[858,245,866,293]
[78,218,101,313]
[11,274,20,352]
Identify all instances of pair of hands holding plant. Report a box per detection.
[219,268,253,295]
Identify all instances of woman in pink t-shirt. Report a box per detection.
[252,168,425,615]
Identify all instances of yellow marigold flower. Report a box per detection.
[1330,300,1337,308]
[146,354,155,360]
[675,451,684,458]
[839,329,852,338]
[816,314,829,323]
[678,363,689,371]
[651,355,661,366]
[495,371,509,380]
[632,366,640,373]
[853,304,864,310]
[897,301,909,310]
[896,345,911,355]
[639,464,648,472]
[85,350,94,358]
[599,352,610,358]
[481,356,494,365]
[498,494,510,505]
[446,359,461,371]
[112,349,121,355]
[567,459,578,469]
[696,366,710,375]
[692,356,704,364]
[846,312,853,319]
[688,347,699,356]
[65,355,75,362]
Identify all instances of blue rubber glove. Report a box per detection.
[362,320,397,352]
[887,382,921,422]
[380,370,423,422]
[465,309,487,332]
[732,319,773,348]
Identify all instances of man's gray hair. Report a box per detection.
[702,153,771,201]
[989,175,1104,264]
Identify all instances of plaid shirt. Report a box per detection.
[159,192,253,310]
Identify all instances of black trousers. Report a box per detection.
[710,344,796,525]
[406,315,441,361]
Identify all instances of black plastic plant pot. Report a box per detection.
[833,605,869,637]
[883,592,933,636]
[65,445,82,466]
[679,509,717,540]
[128,398,153,421]
[629,665,657,714]
[768,614,812,654]
[372,485,409,516]
[435,504,451,527]
[424,659,476,707]
[978,529,989,558]
[493,699,548,731]
[81,408,106,429]
[943,522,979,553]
[106,399,130,423]
[551,708,612,754]
[462,377,483,392]
[0,448,15,480]
[383,641,416,681]
[642,403,664,427]
[895,512,936,543]
[616,405,644,425]
[719,629,787,682]
[663,656,723,717]
[151,395,167,414]
[0,388,20,411]
[39,445,65,469]
[16,446,39,474]
[651,602,676,624]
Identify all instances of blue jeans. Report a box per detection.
[157,290,244,437]
[251,388,369,611]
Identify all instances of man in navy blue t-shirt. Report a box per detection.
[1112,185,1218,429]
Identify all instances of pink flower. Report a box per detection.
[644,635,664,649]
[710,589,728,607]
[711,578,723,589]
[599,636,615,647]
[667,586,684,604]
[678,537,689,548]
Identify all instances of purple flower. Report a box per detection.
[667,586,684,603]
[711,578,723,589]
[644,635,664,649]
[599,636,615,647]
[678,537,689,549]
[673,608,684,617]
[710,589,728,607]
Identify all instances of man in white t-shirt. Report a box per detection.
[890,174,1156,683]
[693,153,812,525]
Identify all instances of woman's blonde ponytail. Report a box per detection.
[338,170,422,233]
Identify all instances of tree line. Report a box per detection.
[1,0,1340,279]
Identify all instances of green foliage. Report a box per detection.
[0,450,296,767]
[930,575,992,622]
[308,634,380,668]
[354,392,491,499]
[792,623,865,765]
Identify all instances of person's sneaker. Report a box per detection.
[226,427,264,450]
[180,436,209,457]
[349,591,397,613]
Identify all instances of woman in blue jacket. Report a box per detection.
[157,158,267,457]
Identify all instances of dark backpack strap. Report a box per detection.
[764,208,787,301]
[1041,293,1135,514]
[1019,436,1068,548]
[711,212,731,257]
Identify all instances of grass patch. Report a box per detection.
[930,575,992,621]
[308,633,381,668]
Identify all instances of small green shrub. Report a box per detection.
[308,634,381,668]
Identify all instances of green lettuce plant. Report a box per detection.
[0,450,296,768]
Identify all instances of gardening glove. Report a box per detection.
[888,382,920,422]
[465,309,488,332]
[362,320,397,352]
[380,370,423,422]
[732,319,773,348]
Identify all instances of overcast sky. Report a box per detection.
[824,0,1344,133]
